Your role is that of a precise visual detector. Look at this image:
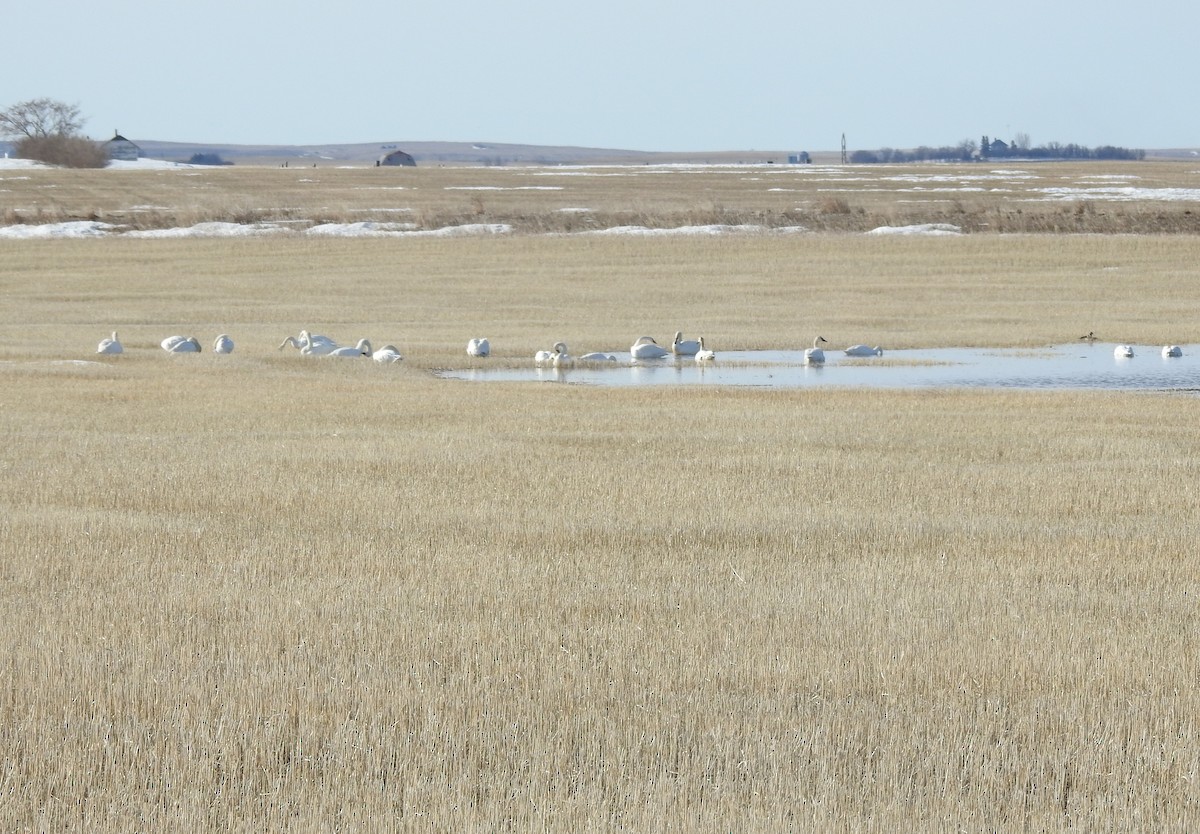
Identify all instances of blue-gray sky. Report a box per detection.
[6,0,1195,152]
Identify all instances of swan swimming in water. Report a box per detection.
[161,335,201,353]
[672,331,701,356]
[212,334,234,354]
[1114,344,1134,358]
[326,338,373,357]
[630,336,670,359]
[1162,345,1183,358]
[467,338,490,357]
[804,336,828,365]
[96,332,123,354]
[372,344,403,363]
[843,344,883,357]
[695,337,716,363]
[579,352,618,362]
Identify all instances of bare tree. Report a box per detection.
[0,98,85,140]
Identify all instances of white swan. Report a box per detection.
[1162,345,1183,358]
[212,334,234,354]
[695,336,716,362]
[1114,344,1134,358]
[579,352,617,362]
[279,330,338,354]
[467,338,490,357]
[161,335,201,353]
[804,336,828,365]
[552,342,574,368]
[96,332,123,354]
[672,331,701,356]
[631,336,670,359]
[534,348,555,366]
[372,344,403,363]
[326,338,373,357]
[843,344,883,357]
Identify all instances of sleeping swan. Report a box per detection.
[161,335,201,353]
[212,334,235,354]
[843,344,883,357]
[1162,345,1183,358]
[467,338,490,357]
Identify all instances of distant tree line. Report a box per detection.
[850,136,1145,164]
[187,153,233,166]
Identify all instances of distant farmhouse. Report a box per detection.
[377,149,416,167]
[104,131,141,162]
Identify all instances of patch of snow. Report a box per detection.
[866,223,963,236]
[584,224,807,236]
[0,220,117,238]
[125,222,288,238]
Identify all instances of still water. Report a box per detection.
[439,343,1200,391]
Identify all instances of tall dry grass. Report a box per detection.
[2,174,1200,831]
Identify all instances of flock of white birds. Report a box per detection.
[93,327,896,366]
[1079,331,1184,359]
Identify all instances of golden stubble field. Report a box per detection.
[2,162,1200,831]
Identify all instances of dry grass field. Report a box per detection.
[2,160,1200,831]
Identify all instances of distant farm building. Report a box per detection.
[105,131,141,161]
[377,149,416,167]
[788,152,811,164]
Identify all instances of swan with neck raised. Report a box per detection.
[551,342,573,368]
[804,336,828,365]
[631,336,670,359]
[695,336,716,362]
[279,330,338,354]
[672,331,701,356]
[97,332,123,354]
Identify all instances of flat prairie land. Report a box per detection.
[2,161,1199,831]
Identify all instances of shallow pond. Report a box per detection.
[439,343,1200,391]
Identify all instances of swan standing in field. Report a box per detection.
[695,337,716,362]
[631,336,670,359]
[372,344,403,363]
[804,336,828,365]
[1162,345,1183,358]
[1114,344,1134,358]
[843,344,883,357]
[467,338,490,357]
[96,332,123,354]
[326,338,373,357]
[672,331,701,356]
[161,335,201,353]
[551,342,574,368]
[212,334,234,354]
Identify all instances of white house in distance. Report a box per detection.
[104,131,141,161]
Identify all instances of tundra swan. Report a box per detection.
[96,332,123,354]
[161,335,201,353]
[695,337,716,362]
[804,336,828,365]
[631,336,670,359]
[843,344,883,357]
[579,352,617,362]
[534,348,555,366]
[212,334,234,354]
[467,338,490,357]
[672,331,701,356]
[279,330,338,354]
[372,344,403,363]
[552,342,573,368]
[326,338,373,357]
[1162,345,1183,358]
[1114,344,1134,358]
